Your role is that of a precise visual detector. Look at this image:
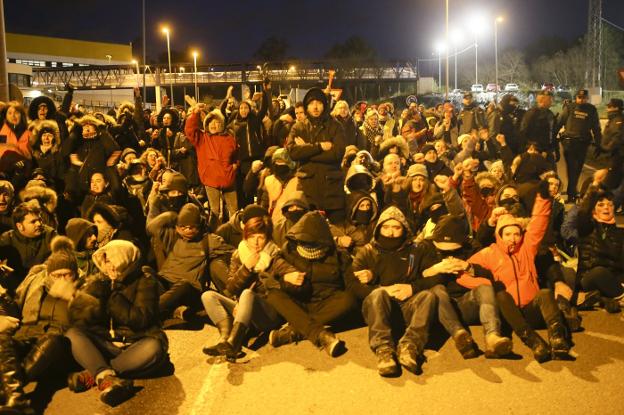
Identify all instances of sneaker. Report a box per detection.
[577,290,601,310]
[317,330,346,358]
[600,296,621,314]
[484,333,513,358]
[67,370,95,393]
[397,342,423,375]
[269,325,304,348]
[452,329,479,359]
[97,375,134,407]
[375,346,400,377]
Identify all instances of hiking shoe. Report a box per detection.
[484,333,513,358]
[67,370,95,393]
[97,375,134,407]
[397,342,423,375]
[600,297,621,314]
[269,325,304,348]
[452,329,479,359]
[317,330,346,357]
[375,346,400,377]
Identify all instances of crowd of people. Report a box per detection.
[0,77,623,410]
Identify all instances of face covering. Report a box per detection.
[284,210,306,224]
[429,206,448,223]
[348,175,372,192]
[166,195,187,212]
[353,209,373,225]
[480,187,495,197]
[273,164,291,180]
[376,234,406,251]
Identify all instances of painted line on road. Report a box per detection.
[190,360,228,415]
[583,330,624,345]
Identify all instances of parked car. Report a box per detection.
[450,88,462,96]
[504,83,519,92]
[486,83,501,92]
[471,84,484,93]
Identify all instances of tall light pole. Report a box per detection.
[162,26,174,106]
[444,0,449,98]
[435,43,445,94]
[494,16,504,102]
[106,54,113,106]
[132,59,140,88]
[451,30,462,90]
[192,51,199,99]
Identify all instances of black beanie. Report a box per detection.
[241,204,269,224]
[432,215,468,245]
[46,236,78,274]
[177,203,202,227]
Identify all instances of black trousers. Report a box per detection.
[494,285,562,335]
[562,138,590,198]
[581,266,624,298]
[265,289,356,345]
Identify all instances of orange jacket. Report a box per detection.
[464,195,551,307]
[0,123,31,160]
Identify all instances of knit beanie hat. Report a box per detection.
[46,236,78,274]
[177,203,202,227]
[241,204,269,224]
[407,163,428,178]
[432,215,469,245]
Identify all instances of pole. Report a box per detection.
[444,0,449,98]
[165,30,174,106]
[438,52,442,93]
[474,33,478,85]
[106,55,113,107]
[142,0,146,105]
[494,19,499,103]
[134,61,140,88]
[454,44,458,90]
[193,53,198,99]
[0,0,9,102]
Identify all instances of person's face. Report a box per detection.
[246,233,267,253]
[163,113,172,126]
[576,96,588,105]
[90,173,107,194]
[82,124,97,138]
[239,103,250,118]
[463,97,472,106]
[337,103,349,118]
[146,151,158,167]
[38,104,49,120]
[356,153,368,165]
[401,125,416,141]
[379,219,404,238]
[124,153,137,164]
[176,224,199,241]
[92,213,112,235]
[383,155,400,174]
[358,199,372,211]
[167,190,183,198]
[424,150,437,163]
[295,106,306,122]
[17,213,44,238]
[208,118,223,134]
[40,132,54,147]
[500,187,519,201]
[527,145,539,155]
[538,95,552,108]
[102,256,120,280]
[501,225,522,251]
[49,268,75,281]
[226,97,235,110]
[0,192,10,213]
[593,198,615,222]
[411,175,426,193]
[548,178,561,197]
[6,107,20,125]
[443,102,454,113]
[307,100,324,118]
[490,166,503,180]
[434,141,446,155]
[84,231,98,250]
[378,105,387,116]
[367,114,379,128]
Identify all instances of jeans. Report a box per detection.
[205,185,238,221]
[430,284,501,336]
[265,289,356,345]
[158,280,202,318]
[581,266,624,298]
[65,328,165,378]
[494,286,563,334]
[201,289,283,332]
[361,288,436,352]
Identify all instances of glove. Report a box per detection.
[553,147,561,163]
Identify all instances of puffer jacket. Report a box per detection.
[576,187,624,275]
[467,195,551,307]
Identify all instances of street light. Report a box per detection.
[434,42,446,94]
[105,55,112,106]
[494,16,504,102]
[192,51,199,99]
[450,29,462,90]
[162,26,174,106]
[468,17,486,85]
[132,59,140,88]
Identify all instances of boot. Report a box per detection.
[397,342,423,375]
[202,318,233,356]
[557,296,582,332]
[547,320,571,359]
[452,329,479,359]
[23,334,67,382]
[484,333,513,358]
[269,324,304,348]
[225,322,249,361]
[317,330,346,358]
[0,334,31,413]
[519,328,551,363]
[375,345,400,377]
[96,372,134,407]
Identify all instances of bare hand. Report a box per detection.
[243,253,260,270]
[386,284,413,301]
[166,128,173,138]
[434,174,451,192]
[227,85,234,98]
[413,153,425,163]
[0,316,19,333]
[337,236,352,248]
[284,271,305,286]
[354,269,373,284]
[251,160,264,173]
[294,136,306,146]
[49,278,76,301]
[488,207,509,227]
[320,141,333,151]
[495,134,506,146]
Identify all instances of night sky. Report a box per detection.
[5,0,624,64]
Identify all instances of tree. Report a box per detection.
[252,36,289,62]
[498,50,531,86]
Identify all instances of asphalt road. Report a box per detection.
[37,308,624,415]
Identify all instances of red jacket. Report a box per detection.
[462,195,551,307]
[185,112,238,189]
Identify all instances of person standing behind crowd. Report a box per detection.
[332,100,364,148]
[519,90,557,169]
[286,88,346,224]
[458,92,486,136]
[557,89,602,202]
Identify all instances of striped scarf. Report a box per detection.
[296,244,328,260]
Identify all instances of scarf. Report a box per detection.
[237,240,276,272]
[296,244,328,260]
[362,122,383,146]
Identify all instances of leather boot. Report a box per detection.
[202,318,233,356]
[225,322,249,361]
[317,330,346,358]
[547,320,571,359]
[23,334,67,382]
[0,334,31,413]
[519,328,551,363]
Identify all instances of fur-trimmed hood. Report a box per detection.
[379,136,410,160]
[116,101,135,121]
[28,96,57,121]
[157,107,180,130]
[93,112,118,127]
[74,114,106,128]
[19,184,58,212]
[202,109,226,132]
[29,119,61,151]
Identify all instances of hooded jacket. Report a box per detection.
[185,110,238,189]
[215,209,244,247]
[280,211,352,302]
[286,88,346,212]
[227,91,269,162]
[30,119,65,181]
[330,190,378,256]
[465,195,551,307]
[69,240,168,348]
[272,191,311,248]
